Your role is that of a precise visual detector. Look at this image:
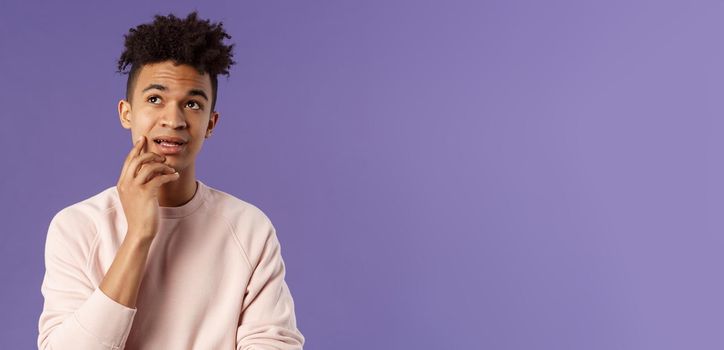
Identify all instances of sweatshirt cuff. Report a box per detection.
[74,287,137,347]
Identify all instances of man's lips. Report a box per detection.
[152,136,187,145]
[151,135,187,155]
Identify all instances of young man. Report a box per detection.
[37,12,305,349]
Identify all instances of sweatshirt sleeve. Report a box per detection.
[235,222,305,350]
[37,209,137,350]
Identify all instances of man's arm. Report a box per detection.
[37,210,138,350]
[101,135,178,308]
[98,232,152,308]
[235,223,305,350]
[38,137,179,349]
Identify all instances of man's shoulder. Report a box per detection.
[45,185,120,247]
[201,182,274,230]
[50,185,120,227]
[200,182,279,265]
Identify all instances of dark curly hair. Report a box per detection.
[117,11,235,112]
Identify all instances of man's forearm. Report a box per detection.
[99,231,153,308]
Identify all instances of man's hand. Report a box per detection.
[116,136,179,240]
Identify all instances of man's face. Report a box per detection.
[118,60,219,173]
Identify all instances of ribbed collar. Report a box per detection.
[158,180,207,219]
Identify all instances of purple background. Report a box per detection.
[2,0,723,349]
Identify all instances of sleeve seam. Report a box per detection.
[205,198,254,271]
[72,312,121,349]
[84,211,103,274]
[50,209,96,288]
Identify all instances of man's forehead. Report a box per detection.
[135,61,211,92]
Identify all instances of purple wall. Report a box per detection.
[2,1,723,349]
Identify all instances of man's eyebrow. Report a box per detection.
[142,84,167,93]
[141,84,208,101]
[188,89,208,101]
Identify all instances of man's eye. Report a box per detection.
[147,96,161,104]
[186,101,202,110]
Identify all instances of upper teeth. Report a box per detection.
[156,139,182,145]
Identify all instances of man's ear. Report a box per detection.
[118,99,132,129]
[206,111,220,138]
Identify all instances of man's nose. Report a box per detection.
[161,106,187,129]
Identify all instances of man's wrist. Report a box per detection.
[123,230,154,250]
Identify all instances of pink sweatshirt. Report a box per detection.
[37,180,305,349]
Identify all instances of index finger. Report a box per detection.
[121,136,146,176]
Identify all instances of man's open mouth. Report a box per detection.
[151,136,187,155]
[153,137,187,146]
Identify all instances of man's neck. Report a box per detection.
[157,167,197,207]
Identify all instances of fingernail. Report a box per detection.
[137,136,143,143]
